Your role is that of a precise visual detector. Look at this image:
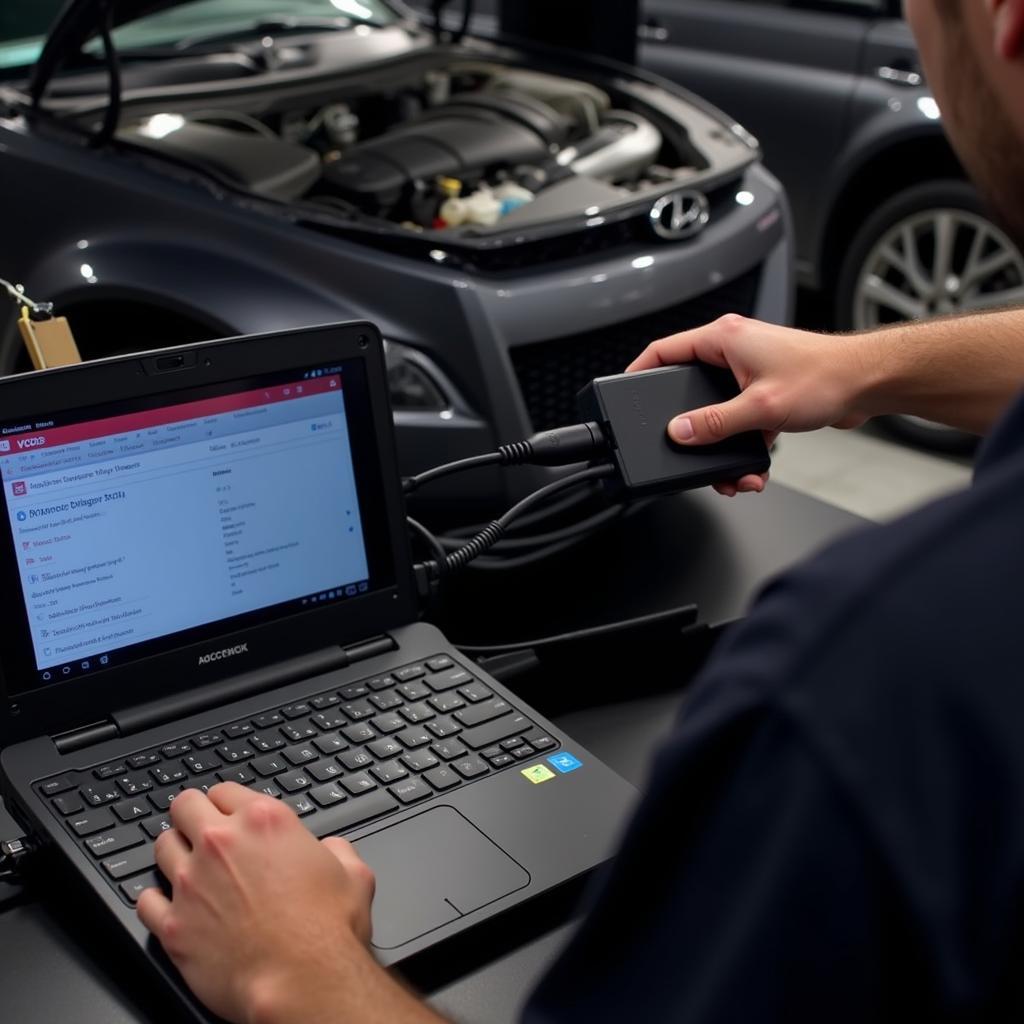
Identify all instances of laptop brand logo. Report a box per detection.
[197,643,249,666]
[15,436,46,449]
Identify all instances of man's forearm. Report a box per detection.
[852,308,1024,434]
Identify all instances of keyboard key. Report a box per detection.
[280,721,318,743]
[306,790,398,838]
[371,761,408,785]
[191,732,223,749]
[481,746,502,758]
[365,676,393,692]
[390,777,432,805]
[431,740,467,761]
[41,774,79,796]
[452,756,489,780]
[182,773,220,795]
[149,785,183,811]
[86,825,144,858]
[142,816,172,839]
[402,750,439,772]
[282,744,318,767]
[341,700,374,721]
[252,782,282,799]
[277,770,313,793]
[310,782,348,808]
[368,739,402,760]
[127,752,161,770]
[160,742,192,758]
[310,694,341,710]
[371,713,405,735]
[339,682,370,700]
[461,714,534,751]
[338,750,373,771]
[251,733,285,753]
[427,668,472,692]
[183,754,221,775]
[488,754,514,768]
[150,765,187,786]
[284,794,316,817]
[511,745,536,760]
[454,699,512,729]
[528,735,556,751]
[120,872,162,903]
[252,754,289,777]
[216,740,256,763]
[458,681,493,703]
[95,763,127,781]
[113,797,152,823]
[397,727,432,749]
[54,793,85,816]
[116,775,153,796]
[67,809,115,837]
[394,665,425,682]
[424,766,460,791]
[397,681,431,701]
[429,693,465,713]
[426,717,461,739]
[341,772,378,796]
[280,703,312,720]
[311,710,346,731]
[253,712,284,729]
[369,691,402,711]
[102,844,156,880]
[217,766,255,786]
[79,785,119,807]
[313,734,347,755]
[224,723,254,738]
[426,655,453,672]
[342,723,375,744]
[500,737,525,750]
[308,760,343,783]
[400,702,435,724]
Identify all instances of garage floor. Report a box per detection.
[769,423,974,522]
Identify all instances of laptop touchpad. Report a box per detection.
[354,806,530,950]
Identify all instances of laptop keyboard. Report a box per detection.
[35,655,559,906]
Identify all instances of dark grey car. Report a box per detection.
[0,0,791,512]
[640,0,1024,449]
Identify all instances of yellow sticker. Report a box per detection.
[521,764,556,784]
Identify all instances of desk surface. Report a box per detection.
[0,484,866,1023]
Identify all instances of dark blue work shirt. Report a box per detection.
[523,392,1024,1022]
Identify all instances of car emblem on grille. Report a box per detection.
[649,190,710,240]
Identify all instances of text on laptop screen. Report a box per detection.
[0,365,386,689]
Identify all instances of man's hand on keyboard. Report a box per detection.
[137,782,447,1024]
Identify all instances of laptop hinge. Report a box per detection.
[54,720,120,755]
[111,634,398,739]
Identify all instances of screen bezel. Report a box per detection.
[0,322,417,746]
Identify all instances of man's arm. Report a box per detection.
[137,784,447,1024]
[628,309,1024,492]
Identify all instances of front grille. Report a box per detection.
[511,266,762,432]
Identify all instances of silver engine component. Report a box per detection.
[560,111,663,182]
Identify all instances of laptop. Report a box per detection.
[0,322,636,1016]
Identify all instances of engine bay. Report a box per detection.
[120,62,708,236]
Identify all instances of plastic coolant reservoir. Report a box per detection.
[464,189,502,226]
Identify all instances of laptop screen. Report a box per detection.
[0,358,395,695]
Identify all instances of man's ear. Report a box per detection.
[991,0,1024,59]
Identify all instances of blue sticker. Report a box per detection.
[548,752,582,773]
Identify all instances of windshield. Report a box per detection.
[0,0,399,72]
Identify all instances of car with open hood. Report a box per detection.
[0,0,791,514]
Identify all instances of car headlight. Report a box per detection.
[383,339,449,412]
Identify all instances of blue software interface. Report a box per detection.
[0,374,368,678]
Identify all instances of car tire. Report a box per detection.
[835,179,1024,454]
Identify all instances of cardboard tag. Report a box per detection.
[17,315,81,370]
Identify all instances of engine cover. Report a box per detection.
[321,91,570,214]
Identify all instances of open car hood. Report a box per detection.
[31,1,188,105]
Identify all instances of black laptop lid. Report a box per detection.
[0,322,417,745]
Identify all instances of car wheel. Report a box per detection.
[835,179,1024,453]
